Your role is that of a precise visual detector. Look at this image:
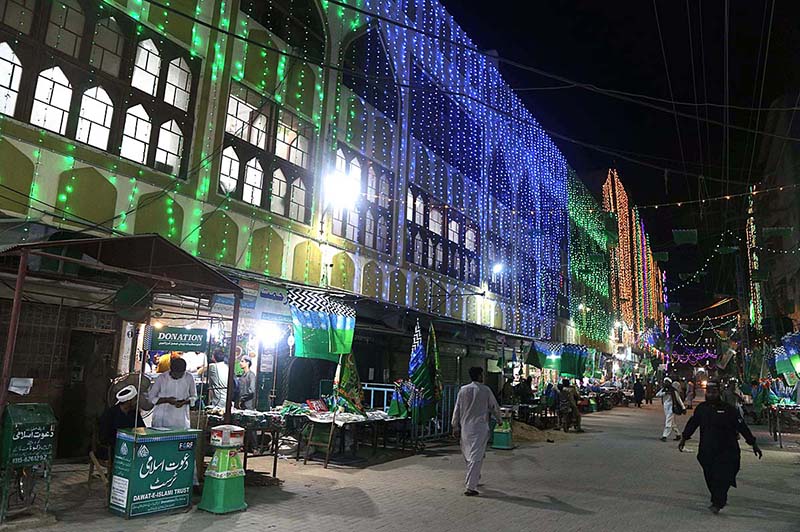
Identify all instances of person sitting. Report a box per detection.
[97,385,145,459]
[516,376,535,404]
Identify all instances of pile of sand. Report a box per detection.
[511,420,569,443]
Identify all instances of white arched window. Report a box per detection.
[289,179,306,222]
[90,17,124,76]
[379,174,391,208]
[349,157,361,179]
[275,109,311,168]
[1,0,35,35]
[346,205,359,241]
[120,105,151,163]
[365,210,375,248]
[465,228,477,252]
[406,189,414,221]
[376,216,388,253]
[131,40,160,96]
[414,195,425,226]
[367,166,377,202]
[448,220,460,243]
[435,242,443,270]
[31,67,71,135]
[413,233,423,264]
[452,249,461,275]
[270,168,287,215]
[243,158,263,206]
[45,0,84,58]
[164,57,191,111]
[219,147,239,195]
[0,43,22,116]
[336,148,346,172]
[429,208,443,235]
[155,120,183,175]
[428,238,435,268]
[76,87,113,150]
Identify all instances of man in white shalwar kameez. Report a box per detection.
[452,367,502,496]
[149,357,197,430]
[656,377,685,442]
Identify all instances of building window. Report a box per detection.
[219,146,239,195]
[346,205,359,241]
[452,249,461,276]
[435,242,443,270]
[164,57,191,111]
[275,109,311,169]
[90,17,124,76]
[414,195,424,226]
[366,166,377,202]
[465,228,477,252]
[30,66,72,135]
[365,210,375,248]
[120,104,151,164]
[468,258,478,282]
[1,0,35,35]
[428,238,435,269]
[289,178,306,222]
[225,88,272,149]
[429,208,443,235]
[336,148,346,172]
[0,43,22,117]
[379,174,391,208]
[45,0,84,58]
[448,220,460,243]
[270,168,287,215]
[131,39,161,96]
[406,189,414,221]
[243,158,263,206]
[76,86,113,150]
[155,120,183,175]
[414,233,423,264]
[332,207,345,236]
[376,215,388,253]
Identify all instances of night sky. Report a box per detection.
[441,0,800,313]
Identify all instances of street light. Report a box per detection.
[491,263,504,275]
[324,170,361,212]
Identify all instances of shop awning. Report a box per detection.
[0,234,242,297]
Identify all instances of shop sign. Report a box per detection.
[212,279,259,321]
[148,327,208,352]
[255,285,291,323]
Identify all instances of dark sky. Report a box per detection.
[441,0,800,313]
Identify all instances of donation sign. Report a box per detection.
[109,429,199,518]
[148,327,208,352]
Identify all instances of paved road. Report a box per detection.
[37,402,800,532]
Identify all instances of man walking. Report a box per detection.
[656,377,685,441]
[633,378,645,408]
[452,367,502,496]
[679,381,762,514]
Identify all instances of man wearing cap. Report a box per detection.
[149,357,197,430]
[98,385,145,456]
[679,380,762,514]
[656,377,685,441]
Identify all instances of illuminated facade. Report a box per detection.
[0,0,572,338]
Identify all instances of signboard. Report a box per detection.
[110,429,199,518]
[6,424,56,466]
[148,327,208,352]
[212,282,291,326]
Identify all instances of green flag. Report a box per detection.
[409,320,436,425]
[333,352,365,415]
[288,289,356,362]
[427,323,443,403]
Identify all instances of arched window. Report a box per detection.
[155,120,183,175]
[289,178,306,222]
[406,189,414,221]
[465,227,477,252]
[0,43,22,116]
[448,220,460,243]
[90,17,124,76]
[413,233,423,264]
[349,157,361,179]
[30,67,71,135]
[452,249,461,276]
[428,238,435,268]
[120,104,151,163]
[219,146,239,195]
[1,0,35,35]
[45,0,84,58]
[365,210,375,248]
[346,205,359,241]
[164,57,191,111]
[332,207,345,236]
[131,40,160,96]
[414,195,424,226]
[429,208,442,235]
[270,168,287,215]
[366,166,377,202]
[76,87,113,150]
[336,148,346,172]
[275,109,311,168]
[225,86,271,149]
[376,215,388,253]
[435,242,443,270]
[379,174,391,208]
[243,158,263,206]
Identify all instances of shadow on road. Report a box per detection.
[479,488,594,515]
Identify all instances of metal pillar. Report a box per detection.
[0,252,28,419]
[224,295,241,424]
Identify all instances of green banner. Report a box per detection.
[148,327,208,352]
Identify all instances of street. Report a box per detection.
[39,403,800,532]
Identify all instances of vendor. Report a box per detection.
[238,356,257,410]
[149,357,197,429]
[98,385,145,457]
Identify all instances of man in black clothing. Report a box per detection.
[678,381,762,514]
[98,385,145,458]
[633,378,645,407]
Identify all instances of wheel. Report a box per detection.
[5,466,37,517]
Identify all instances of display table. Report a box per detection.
[109,428,201,518]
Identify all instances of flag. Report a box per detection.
[387,380,410,418]
[427,322,442,402]
[527,340,563,371]
[409,319,436,425]
[333,352,365,415]
[288,288,355,362]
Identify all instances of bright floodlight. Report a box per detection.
[491,263,504,274]
[325,170,361,210]
[614,321,622,328]
[256,321,284,347]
